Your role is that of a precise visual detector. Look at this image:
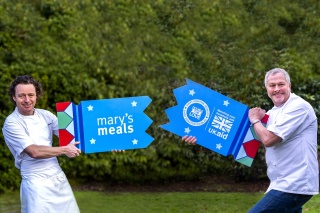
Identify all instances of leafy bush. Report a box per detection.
[1,0,320,192]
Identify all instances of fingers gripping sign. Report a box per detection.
[248,107,266,123]
[65,142,81,158]
[182,135,197,145]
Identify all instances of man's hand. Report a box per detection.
[111,150,125,153]
[65,142,81,158]
[248,107,266,123]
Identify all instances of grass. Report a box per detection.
[0,191,20,213]
[1,190,320,213]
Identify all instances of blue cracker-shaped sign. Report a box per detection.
[160,79,268,166]
[56,96,154,154]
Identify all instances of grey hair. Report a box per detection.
[264,68,291,87]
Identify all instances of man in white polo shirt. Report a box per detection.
[2,75,81,213]
[247,68,319,212]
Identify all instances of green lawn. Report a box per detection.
[1,190,320,213]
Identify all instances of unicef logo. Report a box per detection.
[183,99,210,126]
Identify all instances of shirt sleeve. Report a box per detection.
[267,102,308,142]
[2,117,34,156]
[42,109,59,138]
[49,111,59,137]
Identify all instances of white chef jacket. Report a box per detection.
[2,107,80,213]
[265,93,319,195]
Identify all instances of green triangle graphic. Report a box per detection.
[236,156,253,167]
[57,112,73,129]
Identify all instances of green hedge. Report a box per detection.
[1,0,320,192]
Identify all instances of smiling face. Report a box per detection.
[266,72,291,107]
[13,84,37,116]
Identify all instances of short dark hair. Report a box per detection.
[8,75,43,104]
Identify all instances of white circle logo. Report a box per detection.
[183,99,210,126]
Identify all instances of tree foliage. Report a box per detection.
[1,0,320,192]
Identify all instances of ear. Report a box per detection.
[12,96,17,102]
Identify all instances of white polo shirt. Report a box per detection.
[266,93,319,195]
